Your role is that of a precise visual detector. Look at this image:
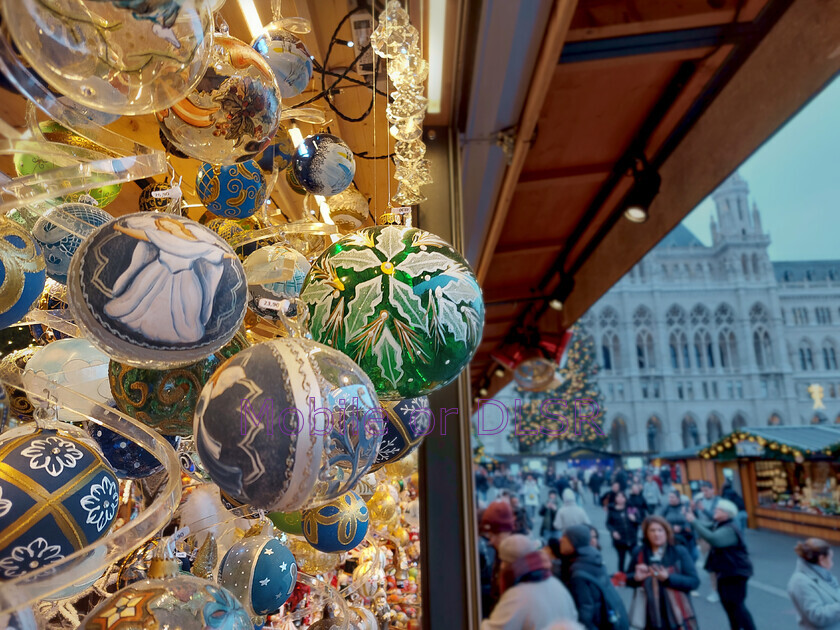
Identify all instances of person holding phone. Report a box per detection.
[626,516,699,629]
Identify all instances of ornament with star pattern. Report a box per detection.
[218,522,297,617]
[0,426,119,580]
[300,224,484,399]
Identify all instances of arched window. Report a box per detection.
[715,304,736,328]
[633,306,654,329]
[610,418,630,452]
[665,305,687,328]
[732,413,747,431]
[749,303,770,326]
[719,329,738,368]
[752,254,760,276]
[694,330,713,369]
[768,413,782,426]
[669,334,679,369]
[647,416,663,452]
[742,255,750,277]
[602,332,621,371]
[753,328,773,369]
[682,416,700,448]
[599,307,619,329]
[707,414,723,442]
[637,331,656,369]
[823,340,838,370]
[800,341,815,370]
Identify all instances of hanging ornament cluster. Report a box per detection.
[371,1,432,206]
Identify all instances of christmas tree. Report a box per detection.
[508,323,608,452]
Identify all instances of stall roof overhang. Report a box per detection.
[464,0,840,396]
[700,425,840,461]
[656,444,708,461]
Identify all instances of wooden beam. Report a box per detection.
[476,0,578,284]
[494,240,564,257]
[517,163,611,188]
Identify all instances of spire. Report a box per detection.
[711,171,753,238]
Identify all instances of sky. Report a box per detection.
[681,74,840,262]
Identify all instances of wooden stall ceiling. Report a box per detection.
[471,0,780,396]
[0,0,455,226]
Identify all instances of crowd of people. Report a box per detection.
[476,463,840,630]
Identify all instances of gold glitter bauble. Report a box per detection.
[367,486,398,526]
[383,449,418,482]
[0,346,38,422]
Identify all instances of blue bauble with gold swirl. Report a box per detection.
[0,427,119,580]
[196,161,267,219]
[301,491,369,553]
[0,217,46,329]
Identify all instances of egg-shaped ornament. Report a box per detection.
[196,161,267,219]
[31,201,111,285]
[13,122,122,207]
[138,180,181,213]
[218,525,298,616]
[0,217,46,329]
[324,186,370,235]
[0,348,37,424]
[22,337,113,423]
[193,337,382,511]
[301,223,485,399]
[252,26,313,98]
[301,491,369,553]
[0,425,119,580]
[0,0,213,115]
[88,424,179,479]
[82,556,251,629]
[371,396,430,471]
[256,123,295,174]
[292,134,356,196]
[68,213,248,368]
[243,244,310,319]
[109,331,249,437]
[157,34,283,165]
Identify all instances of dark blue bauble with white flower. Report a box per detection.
[32,202,111,284]
[301,491,369,553]
[218,533,297,616]
[0,428,119,580]
[87,424,179,479]
[371,396,430,472]
[292,134,356,197]
[196,161,267,220]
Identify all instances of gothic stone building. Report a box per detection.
[580,173,840,453]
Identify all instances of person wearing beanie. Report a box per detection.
[560,525,629,630]
[686,498,756,629]
[480,501,517,618]
[787,537,840,629]
[555,488,591,533]
[482,534,578,630]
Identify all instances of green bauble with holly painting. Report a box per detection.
[300,224,484,399]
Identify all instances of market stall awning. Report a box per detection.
[655,445,708,461]
[699,426,840,461]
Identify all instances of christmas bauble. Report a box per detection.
[285,537,340,574]
[28,279,71,344]
[351,606,378,630]
[513,357,557,392]
[22,337,112,423]
[12,122,122,207]
[68,213,248,368]
[371,397,430,471]
[292,134,355,197]
[194,338,381,511]
[196,161,267,219]
[0,427,118,579]
[218,532,297,615]
[301,491,369,553]
[1,0,212,115]
[88,424,179,479]
[139,181,179,213]
[324,186,369,234]
[204,215,266,259]
[0,606,36,630]
[268,510,303,535]
[0,218,46,329]
[256,124,295,174]
[0,347,38,423]
[243,244,310,319]
[300,224,484,399]
[252,26,313,98]
[366,486,398,526]
[309,617,346,630]
[81,575,251,629]
[31,201,111,285]
[286,166,307,195]
[157,34,283,165]
[109,331,249,436]
[353,562,384,598]
[383,449,418,482]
